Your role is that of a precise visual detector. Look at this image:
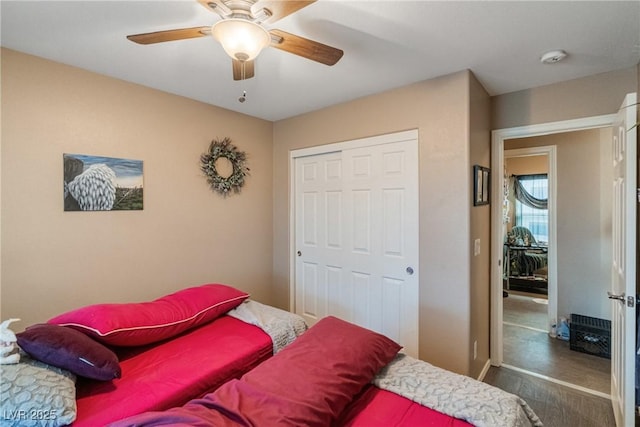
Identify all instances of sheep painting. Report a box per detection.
[63,154,143,211]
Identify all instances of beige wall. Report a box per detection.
[492,67,638,129]
[507,129,613,321]
[1,49,275,330]
[273,70,491,376]
[468,73,491,377]
[506,155,548,175]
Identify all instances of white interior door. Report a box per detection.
[294,133,419,356]
[610,92,637,427]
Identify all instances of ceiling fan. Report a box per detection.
[127,0,344,81]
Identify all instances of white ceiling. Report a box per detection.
[2,1,639,121]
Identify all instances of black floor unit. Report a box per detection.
[569,314,611,359]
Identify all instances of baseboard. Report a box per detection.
[477,358,492,381]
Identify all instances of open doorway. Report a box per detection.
[501,138,611,397]
[490,114,618,400]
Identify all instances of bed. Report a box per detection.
[1,284,307,427]
[339,385,474,426]
[109,316,542,427]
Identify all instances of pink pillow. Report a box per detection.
[48,284,249,346]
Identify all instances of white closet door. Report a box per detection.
[294,150,344,332]
[294,134,419,356]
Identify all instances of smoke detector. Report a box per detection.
[540,50,568,64]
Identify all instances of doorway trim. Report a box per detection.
[490,114,616,366]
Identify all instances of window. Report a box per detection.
[515,174,548,244]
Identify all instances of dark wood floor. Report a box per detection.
[503,324,611,394]
[495,293,616,426]
[503,294,610,394]
[483,366,616,427]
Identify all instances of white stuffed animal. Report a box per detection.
[0,318,21,364]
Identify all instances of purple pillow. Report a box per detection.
[17,323,121,381]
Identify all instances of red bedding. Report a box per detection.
[73,315,272,426]
[107,316,539,427]
[338,384,473,427]
[109,317,472,427]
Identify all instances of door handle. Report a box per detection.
[608,292,637,308]
[607,291,625,302]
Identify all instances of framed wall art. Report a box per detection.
[64,154,143,211]
[473,165,490,206]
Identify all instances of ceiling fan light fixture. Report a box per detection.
[211,19,271,61]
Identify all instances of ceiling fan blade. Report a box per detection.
[253,1,316,24]
[269,29,343,66]
[127,27,211,45]
[232,59,255,80]
[197,0,232,17]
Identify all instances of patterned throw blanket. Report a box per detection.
[227,300,308,353]
[374,354,544,427]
